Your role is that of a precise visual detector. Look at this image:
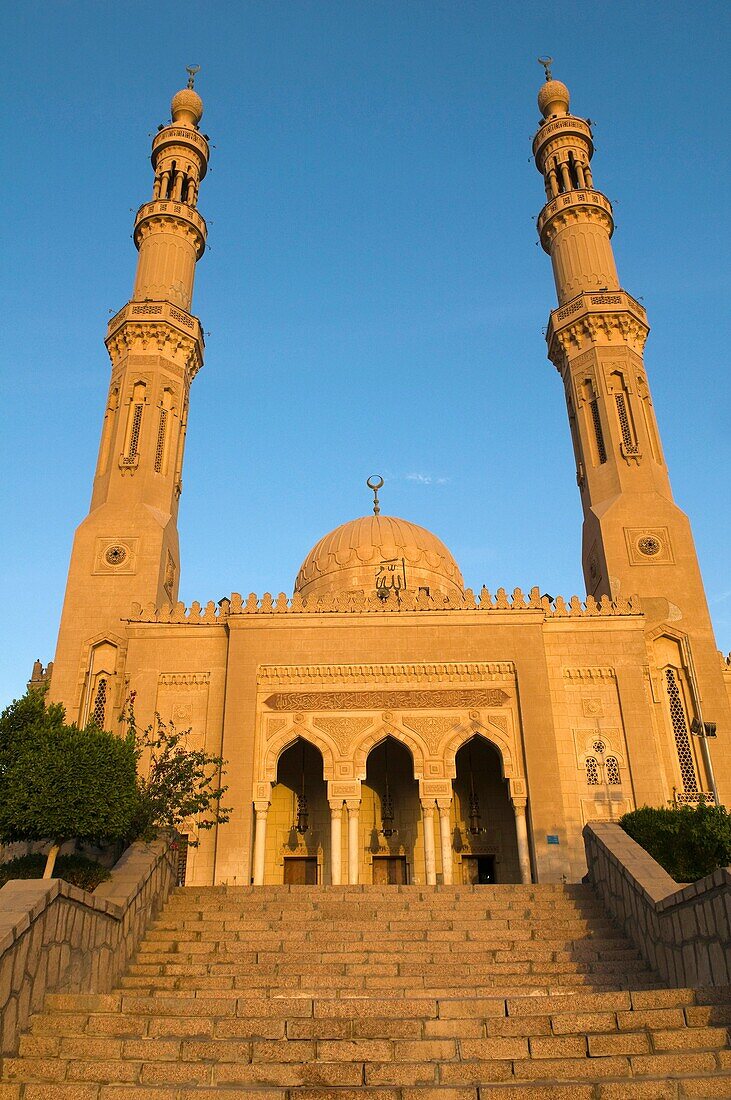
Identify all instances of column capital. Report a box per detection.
[345,799,361,811]
[420,797,436,812]
[254,800,270,816]
[436,796,453,812]
[511,797,528,812]
[328,801,344,814]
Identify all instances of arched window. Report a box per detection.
[585,757,599,785]
[605,756,621,785]
[91,677,108,728]
[665,668,698,793]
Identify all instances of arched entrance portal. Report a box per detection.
[265,738,329,884]
[452,735,522,884]
[363,737,419,884]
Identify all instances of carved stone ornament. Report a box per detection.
[105,545,127,566]
[264,687,510,713]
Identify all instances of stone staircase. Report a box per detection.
[2,882,730,1098]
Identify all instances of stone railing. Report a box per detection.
[127,587,643,625]
[584,821,731,989]
[0,837,176,1054]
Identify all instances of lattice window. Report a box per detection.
[175,836,190,886]
[585,757,599,785]
[605,756,621,785]
[154,409,167,473]
[590,400,607,464]
[665,669,698,793]
[615,393,639,454]
[127,403,143,460]
[92,677,108,728]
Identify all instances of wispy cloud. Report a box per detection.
[711,590,731,605]
[405,473,450,486]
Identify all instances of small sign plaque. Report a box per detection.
[546,834,560,845]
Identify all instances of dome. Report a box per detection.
[171,87,203,127]
[538,78,570,119]
[294,514,464,602]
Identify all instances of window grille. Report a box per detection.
[92,678,107,728]
[592,740,606,754]
[154,409,167,473]
[127,403,143,460]
[585,757,599,785]
[605,756,621,785]
[665,669,698,792]
[615,393,639,454]
[175,836,190,886]
[590,400,607,463]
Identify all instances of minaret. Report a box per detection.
[49,71,209,727]
[533,63,729,802]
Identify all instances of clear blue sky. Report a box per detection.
[2,1,729,707]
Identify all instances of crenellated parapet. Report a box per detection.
[126,585,643,624]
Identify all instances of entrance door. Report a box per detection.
[283,857,318,885]
[462,855,496,884]
[372,856,408,885]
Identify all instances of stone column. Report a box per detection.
[437,799,454,885]
[252,801,270,886]
[346,800,360,885]
[329,801,343,886]
[421,799,437,886]
[512,798,532,884]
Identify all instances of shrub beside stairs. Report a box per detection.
[1,881,730,1098]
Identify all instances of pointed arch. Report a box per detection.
[264,724,336,782]
[353,724,425,780]
[444,720,515,780]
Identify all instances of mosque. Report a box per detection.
[41,65,731,888]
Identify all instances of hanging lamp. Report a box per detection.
[468,743,483,835]
[380,740,397,837]
[295,742,309,834]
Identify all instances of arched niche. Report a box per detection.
[353,724,426,781]
[444,719,515,780]
[263,724,337,782]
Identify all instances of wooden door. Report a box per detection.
[372,856,407,885]
[462,855,496,885]
[283,857,318,885]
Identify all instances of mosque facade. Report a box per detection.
[42,68,731,888]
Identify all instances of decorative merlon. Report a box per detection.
[126,586,643,625]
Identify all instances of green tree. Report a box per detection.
[0,691,139,877]
[126,696,230,846]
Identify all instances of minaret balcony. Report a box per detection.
[133,200,207,256]
[538,189,614,251]
[533,115,593,163]
[106,299,204,345]
[151,124,209,175]
[546,289,649,369]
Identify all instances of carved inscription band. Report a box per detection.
[265,688,509,712]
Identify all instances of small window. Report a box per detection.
[585,757,599,786]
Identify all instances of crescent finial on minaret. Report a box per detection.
[537,56,553,81]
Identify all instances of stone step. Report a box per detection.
[125,958,650,979]
[4,1043,730,1089]
[28,997,731,1042]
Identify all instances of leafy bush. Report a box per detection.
[620,803,731,882]
[0,853,110,892]
[0,691,139,876]
[125,695,230,848]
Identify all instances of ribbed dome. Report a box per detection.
[295,514,464,602]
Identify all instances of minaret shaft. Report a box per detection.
[49,79,209,728]
[533,72,730,803]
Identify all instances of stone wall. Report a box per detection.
[584,820,731,988]
[0,837,175,1054]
